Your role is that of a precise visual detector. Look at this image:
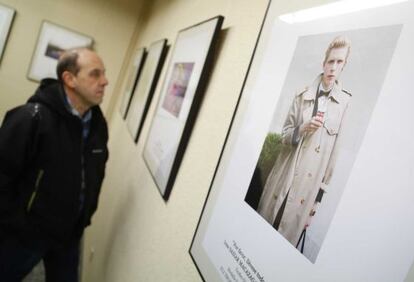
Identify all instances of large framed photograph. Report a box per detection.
[119,47,147,119]
[143,16,224,200]
[190,1,414,281]
[0,3,15,63]
[126,39,168,142]
[27,21,93,81]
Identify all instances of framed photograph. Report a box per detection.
[126,39,168,142]
[119,47,147,119]
[0,3,15,63]
[27,21,93,81]
[143,16,224,200]
[190,1,414,281]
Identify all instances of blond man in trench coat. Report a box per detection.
[257,36,352,249]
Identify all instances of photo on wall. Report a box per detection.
[44,43,65,59]
[0,3,15,63]
[162,62,195,117]
[119,47,147,119]
[244,26,402,262]
[143,16,224,200]
[126,39,168,142]
[190,2,414,281]
[27,21,93,81]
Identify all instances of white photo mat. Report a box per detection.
[27,21,93,81]
[143,16,224,199]
[126,39,167,142]
[0,3,15,63]
[119,47,146,119]
[190,1,414,281]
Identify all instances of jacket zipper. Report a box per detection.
[27,169,44,212]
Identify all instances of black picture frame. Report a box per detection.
[143,15,224,200]
[119,47,147,119]
[189,1,414,281]
[126,39,168,142]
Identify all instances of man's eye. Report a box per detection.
[90,70,101,77]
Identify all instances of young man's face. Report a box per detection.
[322,47,348,89]
[72,50,108,108]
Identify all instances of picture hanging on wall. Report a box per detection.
[126,39,168,142]
[119,47,147,119]
[0,3,15,63]
[190,1,414,281]
[143,16,224,200]
[27,21,93,81]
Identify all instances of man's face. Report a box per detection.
[322,47,348,89]
[71,50,108,108]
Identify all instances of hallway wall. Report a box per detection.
[0,0,145,121]
[81,0,269,281]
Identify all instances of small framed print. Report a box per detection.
[126,39,168,142]
[0,3,15,63]
[143,16,224,200]
[119,47,147,119]
[28,21,93,81]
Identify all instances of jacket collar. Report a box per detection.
[303,74,346,104]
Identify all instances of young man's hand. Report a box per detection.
[299,116,323,136]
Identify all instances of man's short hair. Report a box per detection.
[56,47,92,82]
[324,36,351,65]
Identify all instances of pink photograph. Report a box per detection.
[162,62,195,117]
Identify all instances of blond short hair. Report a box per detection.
[324,36,351,65]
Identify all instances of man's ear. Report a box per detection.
[62,71,76,88]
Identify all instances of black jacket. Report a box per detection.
[0,79,108,246]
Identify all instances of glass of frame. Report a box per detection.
[190,1,414,281]
[119,47,147,119]
[27,21,93,81]
[0,3,15,63]
[126,39,168,142]
[143,16,224,200]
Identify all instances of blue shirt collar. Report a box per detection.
[64,94,92,123]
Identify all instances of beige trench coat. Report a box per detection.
[257,75,351,246]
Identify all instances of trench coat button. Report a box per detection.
[315,146,320,153]
[300,199,305,205]
[273,195,278,200]
[307,172,312,178]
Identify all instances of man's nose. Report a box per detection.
[101,75,109,86]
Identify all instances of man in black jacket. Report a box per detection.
[0,48,109,282]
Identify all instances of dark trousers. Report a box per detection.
[0,234,80,282]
